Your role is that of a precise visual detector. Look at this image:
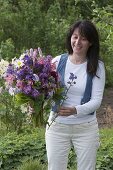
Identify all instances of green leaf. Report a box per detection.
[14,93,32,106]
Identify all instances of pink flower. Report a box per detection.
[33,49,38,58]
[16,80,25,90]
[38,57,45,64]
[4,74,15,85]
[28,80,34,85]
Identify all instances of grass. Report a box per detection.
[17,158,46,170]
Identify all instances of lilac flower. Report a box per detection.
[69,73,77,81]
[34,63,44,72]
[39,73,48,79]
[16,67,33,80]
[43,63,51,73]
[46,55,52,61]
[6,64,15,74]
[25,74,34,81]
[23,85,32,95]
[31,89,40,98]
[33,49,38,58]
[23,55,33,66]
[16,69,26,80]
[16,80,25,90]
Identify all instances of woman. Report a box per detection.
[45,20,105,170]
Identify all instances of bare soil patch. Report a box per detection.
[97,88,113,128]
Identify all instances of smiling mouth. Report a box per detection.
[74,46,82,50]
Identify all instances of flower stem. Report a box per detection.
[48,79,75,128]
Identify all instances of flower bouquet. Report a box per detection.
[3,48,64,127]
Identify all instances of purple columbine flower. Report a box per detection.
[6,64,15,74]
[31,89,40,98]
[39,73,48,79]
[25,74,34,80]
[16,69,25,80]
[69,73,77,81]
[34,62,44,72]
[16,66,33,80]
[23,55,33,66]
[46,55,52,61]
[43,63,51,73]
[23,85,32,95]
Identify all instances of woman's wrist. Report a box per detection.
[72,107,77,115]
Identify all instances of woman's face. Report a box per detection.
[71,28,92,56]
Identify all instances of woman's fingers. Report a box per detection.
[59,106,76,116]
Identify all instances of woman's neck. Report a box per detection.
[69,54,87,64]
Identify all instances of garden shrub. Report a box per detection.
[0,128,46,170]
[96,128,113,170]
[17,157,46,170]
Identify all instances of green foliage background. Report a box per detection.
[0,1,113,168]
[0,0,113,86]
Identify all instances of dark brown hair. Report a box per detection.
[66,20,100,76]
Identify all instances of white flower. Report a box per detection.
[19,54,25,60]
[12,58,24,68]
[38,47,43,57]
[9,87,16,96]
[12,57,17,64]
[33,74,39,81]
[20,104,28,113]
[0,59,9,77]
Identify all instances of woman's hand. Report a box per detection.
[58,106,77,116]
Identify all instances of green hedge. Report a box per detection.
[96,128,113,170]
[0,128,46,170]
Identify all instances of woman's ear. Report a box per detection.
[89,43,92,47]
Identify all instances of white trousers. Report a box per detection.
[45,120,100,170]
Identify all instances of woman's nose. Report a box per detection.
[76,38,81,45]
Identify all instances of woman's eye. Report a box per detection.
[74,36,78,39]
[82,37,87,40]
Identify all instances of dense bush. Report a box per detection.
[96,128,113,170]
[17,158,46,170]
[0,128,46,170]
[92,6,113,87]
[0,90,26,134]
[0,38,15,60]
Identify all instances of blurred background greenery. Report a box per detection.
[0,0,113,86]
[0,0,113,169]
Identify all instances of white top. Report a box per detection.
[49,55,105,124]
